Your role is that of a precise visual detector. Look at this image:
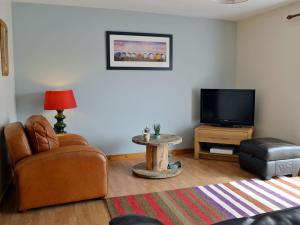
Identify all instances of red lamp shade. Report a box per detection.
[44,90,77,110]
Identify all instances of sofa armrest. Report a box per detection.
[14,145,107,211]
[57,134,88,146]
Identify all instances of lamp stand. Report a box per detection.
[54,110,66,134]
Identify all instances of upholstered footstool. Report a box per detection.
[239,138,300,180]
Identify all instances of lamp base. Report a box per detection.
[54,110,67,134]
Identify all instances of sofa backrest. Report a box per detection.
[4,122,32,167]
[25,115,59,154]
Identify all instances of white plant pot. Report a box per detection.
[143,132,151,142]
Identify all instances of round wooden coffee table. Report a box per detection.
[132,134,182,179]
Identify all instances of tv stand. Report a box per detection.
[194,124,254,162]
[212,124,242,128]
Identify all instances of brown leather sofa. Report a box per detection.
[4,115,107,211]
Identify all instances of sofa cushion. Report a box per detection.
[25,115,59,154]
[240,138,300,161]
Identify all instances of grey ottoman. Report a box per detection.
[239,138,300,179]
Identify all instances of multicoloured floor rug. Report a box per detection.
[106,177,300,225]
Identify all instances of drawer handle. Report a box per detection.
[206,136,230,140]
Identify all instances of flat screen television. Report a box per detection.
[200,89,255,126]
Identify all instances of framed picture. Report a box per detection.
[106,31,173,70]
[0,19,9,76]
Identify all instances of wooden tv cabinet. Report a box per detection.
[194,125,254,162]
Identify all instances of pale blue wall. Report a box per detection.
[12,3,236,154]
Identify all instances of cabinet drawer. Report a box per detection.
[196,129,249,144]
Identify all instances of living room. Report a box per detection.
[1,0,300,224]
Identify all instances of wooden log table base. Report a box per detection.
[132,162,182,179]
[132,134,183,179]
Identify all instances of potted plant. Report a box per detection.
[143,127,151,142]
[153,124,161,138]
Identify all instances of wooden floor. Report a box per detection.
[0,154,256,225]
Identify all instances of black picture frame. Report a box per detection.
[106,31,173,70]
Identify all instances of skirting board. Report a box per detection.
[107,148,193,160]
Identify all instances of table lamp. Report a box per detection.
[44,90,77,134]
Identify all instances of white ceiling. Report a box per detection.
[13,0,299,21]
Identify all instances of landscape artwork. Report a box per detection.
[114,40,167,62]
[106,31,172,70]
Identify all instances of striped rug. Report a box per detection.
[106,177,300,225]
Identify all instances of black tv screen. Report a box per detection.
[200,89,255,126]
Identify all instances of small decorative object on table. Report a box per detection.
[143,127,151,142]
[44,90,77,134]
[153,124,161,138]
[168,160,182,169]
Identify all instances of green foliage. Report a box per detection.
[153,124,161,135]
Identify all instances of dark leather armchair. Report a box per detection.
[214,206,300,225]
[4,115,107,211]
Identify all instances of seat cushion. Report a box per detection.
[240,138,300,161]
[25,115,59,154]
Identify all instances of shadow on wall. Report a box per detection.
[192,88,200,123]
[0,127,12,201]
[16,92,44,123]
[172,126,194,150]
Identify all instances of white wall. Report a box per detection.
[0,0,16,200]
[236,2,300,143]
